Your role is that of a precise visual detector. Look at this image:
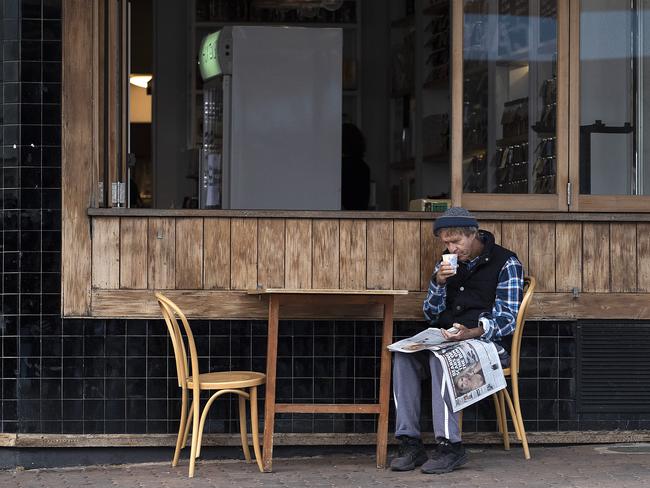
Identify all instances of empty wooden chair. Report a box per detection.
[155,293,265,477]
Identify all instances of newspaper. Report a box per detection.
[388,328,506,412]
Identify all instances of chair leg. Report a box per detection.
[182,401,194,448]
[511,382,531,460]
[173,389,189,467]
[249,386,264,473]
[492,393,503,434]
[502,388,529,459]
[497,391,510,451]
[188,393,201,478]
[502,389,522,440]
[239,394,252,462]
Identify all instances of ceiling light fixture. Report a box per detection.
[129,74,152,89]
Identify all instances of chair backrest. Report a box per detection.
[155,293,200,390]
[509,276,535,376]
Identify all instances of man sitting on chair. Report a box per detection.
[391,207,524,474]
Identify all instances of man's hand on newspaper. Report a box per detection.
[441,323,484,341]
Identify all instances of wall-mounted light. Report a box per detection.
[129,74,152,88]
[129,74,152,123]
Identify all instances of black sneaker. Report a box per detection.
[390,436,429,471]
[420,439,468,474]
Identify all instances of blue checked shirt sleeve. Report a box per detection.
[479,256,524,341]
[423,262,447,324]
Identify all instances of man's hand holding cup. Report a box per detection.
[436,253,458,285]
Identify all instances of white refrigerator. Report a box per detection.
[198,26,343,210]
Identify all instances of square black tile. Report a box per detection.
[21,40,41,60]
[43,20,61,41]
[21,61,41,82]
[21,19,42,40]
[21,0,43,19]
[43,40,60,61]
[43,0,61,18]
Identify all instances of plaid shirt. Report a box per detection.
[423,255,524,343]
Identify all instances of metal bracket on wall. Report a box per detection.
[111,181,126,207]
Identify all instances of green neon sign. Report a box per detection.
[199,31,222,81]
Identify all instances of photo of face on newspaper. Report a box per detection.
[453,361,486,396]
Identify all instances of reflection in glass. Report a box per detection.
[462,0,558,194]
[580,1,648,195]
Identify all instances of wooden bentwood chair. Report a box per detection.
[490,276,536,458]
[460,276,536,459]
[155,293,266,477]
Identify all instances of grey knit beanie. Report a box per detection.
[433,207,478,235]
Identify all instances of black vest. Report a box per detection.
[438,230,516,330]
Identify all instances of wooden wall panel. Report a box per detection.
[420,221,437,290]
[258,219,285,289]
[555,222,581,293]
[340,220,366,290]
[231,218,257,290]
[528,222,555,292]
[204,218,231,290]
[312,220,339,289]
[285,219,312,289]
[86,215,650,320]
[610,223,637,293]
[394,220,420,291]
[62,0,94,314]
[501,222,529,274]
[367,221,394,290]
[638,223,650,292]
[582,223,610,292]
[119,218,147,289]
[147,218,176,289]
[91,218,120,289]
[480,221,502,244]
[175,218,203,289]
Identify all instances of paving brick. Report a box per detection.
[3,444,650,487]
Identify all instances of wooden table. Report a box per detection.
[248,288,408,472]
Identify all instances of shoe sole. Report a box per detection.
[420,454,469,474]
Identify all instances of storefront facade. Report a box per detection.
[3,0,650,453]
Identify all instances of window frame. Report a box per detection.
[567,0,650,212]
[451,0,570,212]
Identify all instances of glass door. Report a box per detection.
[453,0,568,211]
[570,0,650,211]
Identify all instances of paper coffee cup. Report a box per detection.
[442,253,458,273]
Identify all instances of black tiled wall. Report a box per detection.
[1,0,646,438]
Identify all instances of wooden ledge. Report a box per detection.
[3,431,650,448]
[88,290,650,321]
[87,208,650,222]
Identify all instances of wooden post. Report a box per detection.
[262,295,280,472]
[376,296,394,468]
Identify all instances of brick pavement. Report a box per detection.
[3,444,650,488]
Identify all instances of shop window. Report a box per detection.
[461,0,559,196]
[95,0,457,212]
[578,0,648,197]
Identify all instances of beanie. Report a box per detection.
[433,207,478,235]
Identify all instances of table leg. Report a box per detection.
[262,295,280,472]
[376,297,394,469]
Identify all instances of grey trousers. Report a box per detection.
[393,350,461,443]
